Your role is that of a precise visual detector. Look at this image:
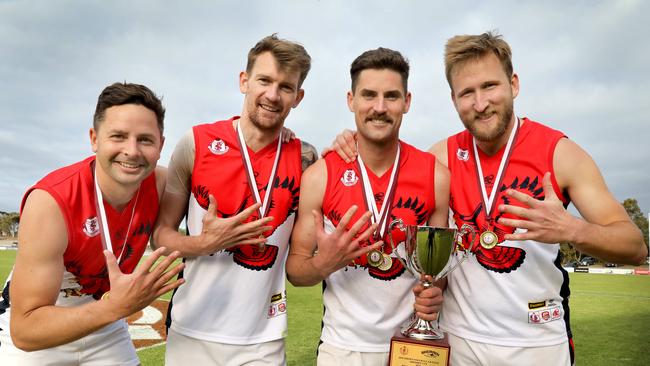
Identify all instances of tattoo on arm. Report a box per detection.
[301,141,318,172]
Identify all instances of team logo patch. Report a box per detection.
[208,139,229,155]
[267,291,287,319]
[528,305,562,324]
[457,148,469,161]
[82,217,100,237]
[340,169,359,186]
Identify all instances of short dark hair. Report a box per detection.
[93,82,165,135]
[350,47,410,93]
[246,33,312,88]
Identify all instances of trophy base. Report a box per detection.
[388,331,451,366]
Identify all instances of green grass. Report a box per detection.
[568,273,650,365]
[2,250,649,365]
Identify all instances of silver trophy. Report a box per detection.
[388,219,475,340]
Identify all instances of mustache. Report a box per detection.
[475,110,497,120]
[365,114,393,123]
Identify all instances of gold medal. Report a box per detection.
[377,254,393,271]
[367,249,384,267]
[480,230,498,249]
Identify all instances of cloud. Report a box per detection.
[1,0,648,214]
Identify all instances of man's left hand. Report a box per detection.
[498,172,578,244]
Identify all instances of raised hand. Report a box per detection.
[103,247,184,320]
[198,194,274,254]
[498,172,577,244]
[311,205,382,278]
[413,275,443,321]
[320,129,358,162]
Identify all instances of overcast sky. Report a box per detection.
[1,0,648,215]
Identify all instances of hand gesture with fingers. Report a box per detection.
[311,205,382,278]
[198,195,274,255]
[103,247,185,320]
[498,172,576,243]
[320,129,358,162]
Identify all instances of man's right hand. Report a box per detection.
[310,205,382,278]
[198,194,274,255]
[104,247,184,320]
[320,129,358,162]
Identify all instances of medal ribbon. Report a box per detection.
[93,164,139,263]
[236,121,283,219]
[356,143,401,240]
[471,117,520,224]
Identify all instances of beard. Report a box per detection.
[248,101,287,133]
[463,101,514,142]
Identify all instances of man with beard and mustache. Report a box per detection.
[329,32,647,366]
[287,48,449,366]
[0,82,184,365]
[152,34,318,365]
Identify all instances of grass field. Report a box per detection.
[1,250,649,365]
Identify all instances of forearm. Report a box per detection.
[286,254,328,287]
[571,219,646,265]
[11,299,119,351]
[152,225,210,258]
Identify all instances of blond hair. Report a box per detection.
[445,31,513,88]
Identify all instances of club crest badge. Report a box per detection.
[82,217,100,237]
[456,148,469,161]
[208,139,229,155]
[340,169,359,187]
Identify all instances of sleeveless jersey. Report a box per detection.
[440,118,573,347]
[0,156,158,340]
[320,142,437,352]
[169,117,302,344]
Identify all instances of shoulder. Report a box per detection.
[154,166,167,200]
[427,138,449,168]
[302,158,327,183]
[553,137,595,189]
[299,140,318,172]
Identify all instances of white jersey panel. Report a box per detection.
[320,217,418,353]
[0,270,127,362]
[169,195,293,344]
[440,234,569,347]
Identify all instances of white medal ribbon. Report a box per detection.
[472,117,520,218]
[93,165,139,263]
[356,143,401,238]
[236,121,283,219]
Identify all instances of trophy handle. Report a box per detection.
[388,219,408,269]
[456,223,476,256]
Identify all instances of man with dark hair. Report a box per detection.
[152,34,318,365]
[330,31,647,366]
[287,47,448,365]
[0,82,184,365]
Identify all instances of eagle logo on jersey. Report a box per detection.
[193,175,300,271]
[82,217,100,237]
[341,169,359,186]
[453,175,549,273]
[208,139,229,155]
[329,194,430,281]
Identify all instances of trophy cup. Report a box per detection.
[387,219,475,366]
